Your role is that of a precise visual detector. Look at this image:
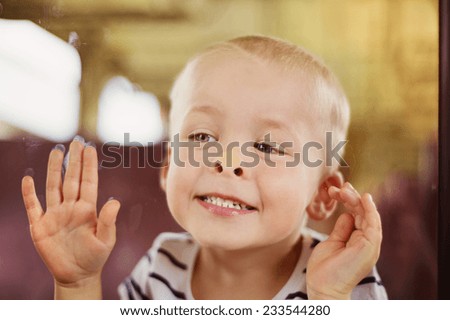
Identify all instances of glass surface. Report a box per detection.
[0,0,438,299]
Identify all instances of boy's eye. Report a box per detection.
[253,142,284,155]
[188,133,217,143]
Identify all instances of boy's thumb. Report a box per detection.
[97,198,120,248]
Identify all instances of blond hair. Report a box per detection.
[169,35,350,171]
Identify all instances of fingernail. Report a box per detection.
[23,167,35,177]
[108,196,115,201]
[62,151,70,177]
[346,184,357,195]
[344,188,354,196]
[85,141,96,149]
[73,135,85,143]
[52,144,66,153]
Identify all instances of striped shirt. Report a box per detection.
[118,229,388,300]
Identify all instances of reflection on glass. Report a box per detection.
[0,19,80,141]
[97,76,163,145]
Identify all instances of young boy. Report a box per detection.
[21,35,387,300]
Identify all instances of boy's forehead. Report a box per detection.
[171,52,322,136]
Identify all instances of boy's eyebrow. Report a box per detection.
[255,116,284,131]
[187,105,224,116]
[255,116,299,141]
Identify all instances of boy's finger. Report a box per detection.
[328,186,344,202]
[46,145,65,208]
[328,213,354,243]
[63,136,85,202]
[21,176,44,224]
[80,144,98,205]
[361,193,382,233]
[340,187,359,206]
[97,199,120,248]
[329,185,366,218]
[358,194,382,252]
[339,187,365,216]
[345,182,361,197]
[329,186,359,214]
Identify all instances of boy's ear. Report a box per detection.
[159,145,170,192]
[306,170,344,221]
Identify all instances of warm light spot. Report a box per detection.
[97,76,164,145]
[0,19,81,141]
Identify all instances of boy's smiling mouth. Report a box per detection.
[196,193,257,216]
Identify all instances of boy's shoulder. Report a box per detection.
[301,227,328,246]
[151,232,196,252]
[119,230,387,299]
[146,231,198,272]
[118,232,198,300]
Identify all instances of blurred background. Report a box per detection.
[0,0,438,299]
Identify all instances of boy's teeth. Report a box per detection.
[202,195,250,210]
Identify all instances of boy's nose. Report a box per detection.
[214,160,243,177]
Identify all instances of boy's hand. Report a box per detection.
[306,182,382,300]
[21,138,120,298]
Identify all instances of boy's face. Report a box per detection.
[163,52,325,250]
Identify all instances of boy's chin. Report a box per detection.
[191,231,268,252]
[197,239,256,252]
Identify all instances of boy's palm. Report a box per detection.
[21,140,120,285]
[307,184,382,299]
